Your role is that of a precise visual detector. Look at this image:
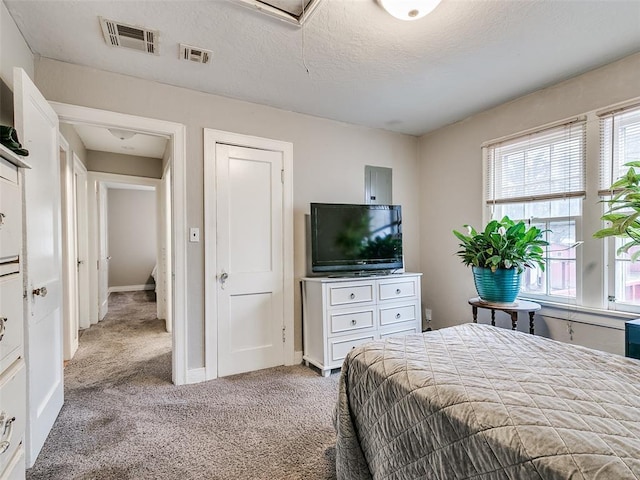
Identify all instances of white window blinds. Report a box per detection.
[485,121,586,206]
[599,104,640,195]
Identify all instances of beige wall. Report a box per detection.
[59,123,88,167]
[34,58,421,369]
[108,188,157,288]
[418,52,640,353]
[87,150,162,179]
[0,1,34,90]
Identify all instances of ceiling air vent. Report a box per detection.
[179,44,212,65]
[100,17,159,55]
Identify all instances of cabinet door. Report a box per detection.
[0,362,26,477]
[0,275,23,373]
[0,171,21,264]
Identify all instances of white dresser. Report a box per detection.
[0,144,29,480]
[302,273,422,377]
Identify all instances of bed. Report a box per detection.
[335,323,640,479]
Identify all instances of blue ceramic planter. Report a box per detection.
[472,266,521,303]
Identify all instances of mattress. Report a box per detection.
[335,323,640,479]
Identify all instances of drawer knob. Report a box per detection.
[0,317,6,342]
[351,319,357,326]
[0,213,5,226]
[396,288,401,294]
[350,293,355,299]
[395,313,401,319]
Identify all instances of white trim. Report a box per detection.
[50,102,189,386]
[234,0,324,26]
[108,284,155,293]
[204,129,294,380]
[294,350,303,364]
[186,367,206,384]
[481,115,585,148]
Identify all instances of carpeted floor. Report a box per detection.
[27,291,340,480]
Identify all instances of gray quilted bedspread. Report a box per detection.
[334,323,640,480]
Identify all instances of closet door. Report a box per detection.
[14,67,63,467]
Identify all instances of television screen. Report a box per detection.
[310,203,403,274]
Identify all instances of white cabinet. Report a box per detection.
[0,144,28,480]
[302,273,422,377]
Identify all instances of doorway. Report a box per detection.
[51,102,189,385]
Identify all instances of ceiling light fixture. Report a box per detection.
[377,0,441,21]
[108,128,137,140]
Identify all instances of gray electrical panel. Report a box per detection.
[365,165,392,204]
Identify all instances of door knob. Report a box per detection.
[33,286,48,297]
[219,271,229,289]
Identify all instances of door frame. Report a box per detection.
[50,102,190,385]
[203,129,294,380]
[74,154,90,330]
[58,133,79,360]
[87,173,161,319]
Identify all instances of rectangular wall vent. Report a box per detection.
[179,44,212,65]
[100,17,159,55]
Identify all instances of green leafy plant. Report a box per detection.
[593,161,640,260]
[453,216,548,273]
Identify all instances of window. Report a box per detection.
[484,120,586,301]
[599,105,640,311]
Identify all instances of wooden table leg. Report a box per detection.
[491,309,496,326]
[529,311,535,335]
[510,312,517,330]
[472,306,478,323]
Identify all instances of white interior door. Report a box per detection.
[14,67,64,467]
[59,139,78,360]
[216,145,284,377]
[162,166,172,332]
[74,156,89,330]
[97,183,109,320]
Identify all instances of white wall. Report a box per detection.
[418,52,640,354]
[107,188,157,289]
[34,58,421,368]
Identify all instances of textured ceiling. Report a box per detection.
[5,0,640,136]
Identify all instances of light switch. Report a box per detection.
[190,227,200,243]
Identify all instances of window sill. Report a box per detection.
[520,297,637,330]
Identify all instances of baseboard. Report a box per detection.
[108,284,155,293]
[186,367,206,384]
[294,350,303,364]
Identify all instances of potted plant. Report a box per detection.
[593,162,640,257]
[453,216,548,304]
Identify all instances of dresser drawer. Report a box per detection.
[378,278,417,301]
[0,159,18,186]
[0,276,22,374]
[0,177,21,263]
[328,283,374,307]
[0,362,25,477]
[330,334,375,362]
[380,325,419,339]
[329,307,375,336]
[0,446,24,480]
[379,303,417,326]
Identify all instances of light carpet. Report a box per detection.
[27,291,339,480]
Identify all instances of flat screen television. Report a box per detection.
[310,203,403,274]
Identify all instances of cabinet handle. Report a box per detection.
[395,313,401,319]
[396,288,401,294]
[0,213,5,226]
[351,319,357,326]
[0,413,14,455]
[0,317,6,342]
[349,293,355,299]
